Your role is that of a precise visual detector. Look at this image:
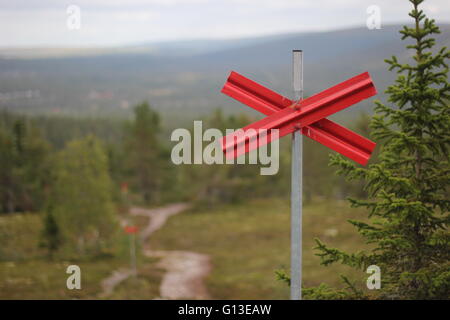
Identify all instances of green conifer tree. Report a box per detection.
[126,101,163,204]
[313,0,449,299]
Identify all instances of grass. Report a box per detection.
[0,258,119,299]
[0,212,162,299]
[151,198,372,299]
[108,256,163,300]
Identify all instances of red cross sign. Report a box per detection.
[220,71,377,165]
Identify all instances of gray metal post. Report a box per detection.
[291,50,303,300]
[130,233,137,276]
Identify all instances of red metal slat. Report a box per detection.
[222,71,292,115]
[221,71,376,165]
[222,72,375,148]
[221,72,377,161]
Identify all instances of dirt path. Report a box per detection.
[100,203,211,299]
[130,204,189,246]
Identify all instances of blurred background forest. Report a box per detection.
[0,98,374,299]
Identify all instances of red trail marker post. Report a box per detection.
[220,51,377,299]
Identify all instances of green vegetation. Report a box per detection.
[48,136,119,256]
[150,198,371,299]
[0,104,366,214]
[0,116,50,213]
[307,0,450,299]
[40,211,62,258]
[125,102,165,204]
[0,103,170,299]
[0,212,161,299]
[0,198,373,299]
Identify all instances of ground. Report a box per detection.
[0,212,161,299]
[151,198,371,299]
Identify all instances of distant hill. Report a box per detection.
[0,24,448,123]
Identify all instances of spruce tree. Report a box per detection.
[40,208,62,259]
[314,0,449,299]
[126,101,163,204]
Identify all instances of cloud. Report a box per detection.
[0,0,210,10]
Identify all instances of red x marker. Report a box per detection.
[221,71,377,165]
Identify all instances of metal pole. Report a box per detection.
[291,50,303,300]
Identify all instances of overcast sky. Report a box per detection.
[1,0,449,48]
